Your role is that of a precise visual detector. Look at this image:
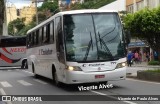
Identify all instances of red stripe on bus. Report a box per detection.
[2,48,12,55]
[0,53,21,63]
[0,53,12,63]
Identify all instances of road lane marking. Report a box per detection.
[17,80,32,86]
[91,90,106,95]
[22,70,33,74]
[90,90,137,104]
[127,78,160,85]
[33,79,47,84]
[0,88,12,104]
[0,82,12,87]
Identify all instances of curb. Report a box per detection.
[126,75,137,78]
[132,65,160,67]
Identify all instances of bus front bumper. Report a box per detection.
[62,67,126,84]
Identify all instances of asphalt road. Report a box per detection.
[0,67,160,104]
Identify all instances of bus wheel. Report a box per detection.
[24,61,28,69]
[52,67,61,86]
[32,63,38,78]
[21,60,28,69]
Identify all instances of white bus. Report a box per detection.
[26,9,127,85]
[0,36,27,69]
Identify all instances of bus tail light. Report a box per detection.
[115,62,127,69]
[66,66,82,71]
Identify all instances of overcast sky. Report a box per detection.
[7,0,42,8]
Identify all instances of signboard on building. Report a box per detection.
[128,42,147,47]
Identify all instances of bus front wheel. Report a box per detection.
[52,67,61,86]
[32,63,38,78]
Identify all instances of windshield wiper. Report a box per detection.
[83,32,93,61]
[98,32,114,60]
[98,32,102,49]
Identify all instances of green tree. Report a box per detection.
[0,0,4,35]
[70,0,115,10]
[124,7,160,52]
[38,0,59,14]
[32,12,47,23]
[17,22,36,36]
[33,0,59,24]
[8,18,25,36]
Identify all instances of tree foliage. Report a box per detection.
[7,0,59,36]
[124,7,160,51]
[38,0,59,13]
[32,12,47,23]
[70,0,115,10]
[8,18,25,36]
[17,22,36,36]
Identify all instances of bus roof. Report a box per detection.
[0,36,26,39]
[0,35,13,39]
[57,9,118,15]
[27,9,118,34]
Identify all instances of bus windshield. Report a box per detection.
[64,13,126,62]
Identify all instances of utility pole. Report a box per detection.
[3,0,8,36]
[34,0,38,25]
[33,0,45,25]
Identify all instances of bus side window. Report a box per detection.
[41,27,44,45]
[43,26,47,44]
[50,21,54,43]
[36,29,39,45]
[32,32,35,46]
[39,28,42,45]
[27,34,31,48]
[45,23,50,43]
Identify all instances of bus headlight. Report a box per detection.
[115,62,127,69]
[66,66,82,71]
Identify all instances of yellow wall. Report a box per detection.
[6,3,36,25]
[126,0,143,6]
[20,3,36,25]
[6,5,18,25]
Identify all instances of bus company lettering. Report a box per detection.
[39,49,53,55]
[10,47,26,53]
[83,63,105,67]
[89,63,105,66]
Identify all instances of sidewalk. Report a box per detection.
[127,62,160,78]
[131,62,160,68]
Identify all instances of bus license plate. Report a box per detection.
[95,75,105,79]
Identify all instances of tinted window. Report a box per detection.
[0,37,26,47]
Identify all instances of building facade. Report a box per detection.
[6,2,36,25]
[126,0,160,61]
[126,0,160,13]
[19,3,36,25]
[6,4,18,25]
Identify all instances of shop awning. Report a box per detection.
[128,42,147,48]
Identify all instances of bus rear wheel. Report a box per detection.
[21,60,28,69]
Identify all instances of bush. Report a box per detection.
[148,60,160,65]
[145,69,160,73]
